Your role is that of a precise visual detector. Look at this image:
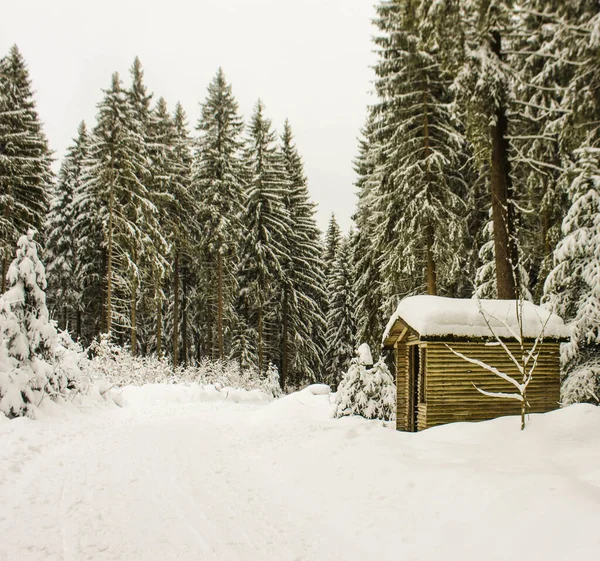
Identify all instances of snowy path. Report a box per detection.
[1,387,600,561]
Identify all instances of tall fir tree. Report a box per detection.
[456,0,521,299]
[279,120,325,385]
[371,0,469,305]
[125,58,169,355]
[46,121,90,333]
[233,100,292,375]
[324,235,357,388]
[544,146,600,404]
[323,214,341,297]
[81,72,164,343]
[352,112,388,349]
[194,69,245,360]
[164,102,195,366]
[0,45,54,291]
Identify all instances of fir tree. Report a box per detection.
[371,0,469,304]
[324,236,357,388]
[544,146,600,404]
[233,101,292,374]
[167,102,195,366]
[333,343,396,421]
[46,121,90,333]
[352,112,387,349]
[508,1,571,298]
[125,58,169,356]
[455,0,520,299]
[279,120,325,386]
[323,214,342,297]
[0,45,54,291]
[0,231,61,417]
[81,72,163,343]
[194,69,245,360]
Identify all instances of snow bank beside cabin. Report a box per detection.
[383,295,570,342]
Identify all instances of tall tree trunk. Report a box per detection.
[217,252,224,360]
[1,256,7,293]
[181,263,188,365]
[76,310,82,341]
[490,104,517,299]
[422,86,437,296]
[281,290,288,390]
[173,250,180,368]
[156,285,162,358]
[257,305,264,373]
[106,178,114,333]
[100,249,107,335]
[131,276,137,356]
[425,223,437,295]
[490,31,517,300]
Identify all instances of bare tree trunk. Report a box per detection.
[217,252,224,360]
[181,263,188,365]
[490,32,517,300]
[76,310,82,341]
[106,176,114,333]
[131,276,137,356]
[1,256,7,293]
[173,250,180,368]
[156,287,162,358]
[281,289,289,390]
[422,87,437,296]
[258,305,264,373]
[100,249,107,335]
[425,223,437,295]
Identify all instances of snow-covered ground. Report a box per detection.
[1,385,599,561]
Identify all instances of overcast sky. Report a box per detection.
[0,0,377,233]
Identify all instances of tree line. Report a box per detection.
[0,46,337,390]
[334,0,599,403]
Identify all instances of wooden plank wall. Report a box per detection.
[395,341,409,431]
[423,341,561,428]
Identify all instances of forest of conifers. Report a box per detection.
[0,0,599,401]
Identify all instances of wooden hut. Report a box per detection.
[382,296,570,431]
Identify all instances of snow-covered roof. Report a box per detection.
[382,296,570,345]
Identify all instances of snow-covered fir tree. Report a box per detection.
[322,214,341,301]
[0,231,61,417]
[125,59,169,356]
[194,69,245,360]
[333,343,396,421]
[370,0,470,305]
[544,146,600,404]
[46,121,90,333]
[454,0,521,299]
[508,0,572,299]
[324,236,357,389]
[278,120,325,386]
[81,72,163,343]
[0,45,54,292]
[352,111,387,349]
[233,100,292,374]
[163,102,195,366]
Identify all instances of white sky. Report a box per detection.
[0,0,377,233]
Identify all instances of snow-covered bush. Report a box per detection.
[561,358,600,406]
[264,363,282,398]
[334,343,396,421]
[84,337,281,396]
[0,231,87,418]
